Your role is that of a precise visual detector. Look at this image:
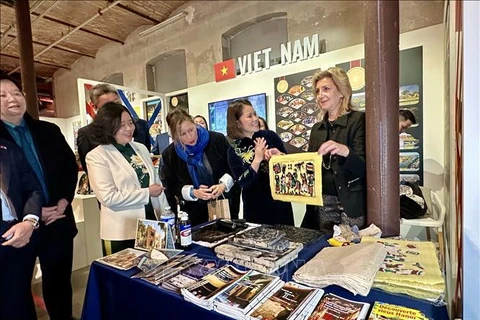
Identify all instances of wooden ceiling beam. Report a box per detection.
[0,2,124,44]
[5,34,96,58]
[33,14,125,44]
[1,52,71,70]
[117,3,161,24]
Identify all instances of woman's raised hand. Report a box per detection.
[253,137,268,163]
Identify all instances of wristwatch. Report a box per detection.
[24,218,40,230]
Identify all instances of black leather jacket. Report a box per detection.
[302,111,366,228]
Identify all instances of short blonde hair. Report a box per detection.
[312,67,356,120]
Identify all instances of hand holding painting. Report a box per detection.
[264,147,285,161]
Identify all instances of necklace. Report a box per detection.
[322,154,332,170]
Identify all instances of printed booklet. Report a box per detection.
[214,271,283,319]
[368,301,431,320]
[306,293,370,320]
[181,265,249,310]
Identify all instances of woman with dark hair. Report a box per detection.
[227,99,294,225]
[193,115,208,130]
[161,108,236,226]
[258,116,269,130]
[301,67,366,232]
[86,102,169,255]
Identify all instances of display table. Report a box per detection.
[81,236,448,320]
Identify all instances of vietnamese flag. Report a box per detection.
[214,59,236,82]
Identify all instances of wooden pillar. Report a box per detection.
[364,0,400,236]
[14,0,39,119]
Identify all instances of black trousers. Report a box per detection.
[36,223,74,320]
[0,221,38,320]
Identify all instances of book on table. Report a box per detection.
[367,301,431,320]
[181,265,250,310]
[247,281,324,320]
[306,293,370,320]
[214,271,283,319]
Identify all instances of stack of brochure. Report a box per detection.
[132,254,202,285]
[214,271,283,319]
[246,281,324,320]
[293,242,387,296]
[181,265,249,310]
[161,262,218,292]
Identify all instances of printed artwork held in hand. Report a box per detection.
[269,152,323,206]
[135,219,169,251]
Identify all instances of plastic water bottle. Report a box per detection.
[179,211,192,250]
[160,206,176,244]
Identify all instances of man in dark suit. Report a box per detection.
[1,138,43,320]
[77,83,151,173]
[0,71,78,320]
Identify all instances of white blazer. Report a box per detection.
[86,141,169,240]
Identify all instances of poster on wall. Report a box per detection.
[273,70,318,154]
[336,46,424,185]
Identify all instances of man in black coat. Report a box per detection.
[77,83,151,173]
[0,72,78,320]
[1,138,43,320]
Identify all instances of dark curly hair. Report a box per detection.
[91,102,132,145]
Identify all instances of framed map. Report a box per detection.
[269,152,323,205]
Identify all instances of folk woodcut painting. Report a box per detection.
[269,152,323,205]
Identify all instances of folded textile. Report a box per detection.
[361,236,445,302]
[293,242,387,296]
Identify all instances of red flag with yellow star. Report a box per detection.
[214,59,236,82]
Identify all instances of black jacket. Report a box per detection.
[0,138,42,222]
[302,111,366,228]
[0,114,78,237]
[161,131,235,226]
[77,118,151,173]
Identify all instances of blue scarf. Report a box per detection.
[174,126,213,188]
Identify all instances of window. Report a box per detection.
[222,13,288,72]
[146,50,187,93]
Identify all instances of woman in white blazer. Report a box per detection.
[86,102,169,255]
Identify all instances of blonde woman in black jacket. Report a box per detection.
[301,67,366,232]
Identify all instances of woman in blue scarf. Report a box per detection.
[161,109,236,226]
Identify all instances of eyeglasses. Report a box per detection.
[322,154,332,170]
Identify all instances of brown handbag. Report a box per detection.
[207,194,231,221]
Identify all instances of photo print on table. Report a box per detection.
[134,219,169,251]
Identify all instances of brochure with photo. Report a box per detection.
[247,282,323,320]
[214,271,283,319]
[182,265,249,310]
[306,293,370,320]
[161,262,218,292]
[136,248,183,272]
[96,248,146,270]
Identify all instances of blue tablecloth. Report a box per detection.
[81,236,448,320]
